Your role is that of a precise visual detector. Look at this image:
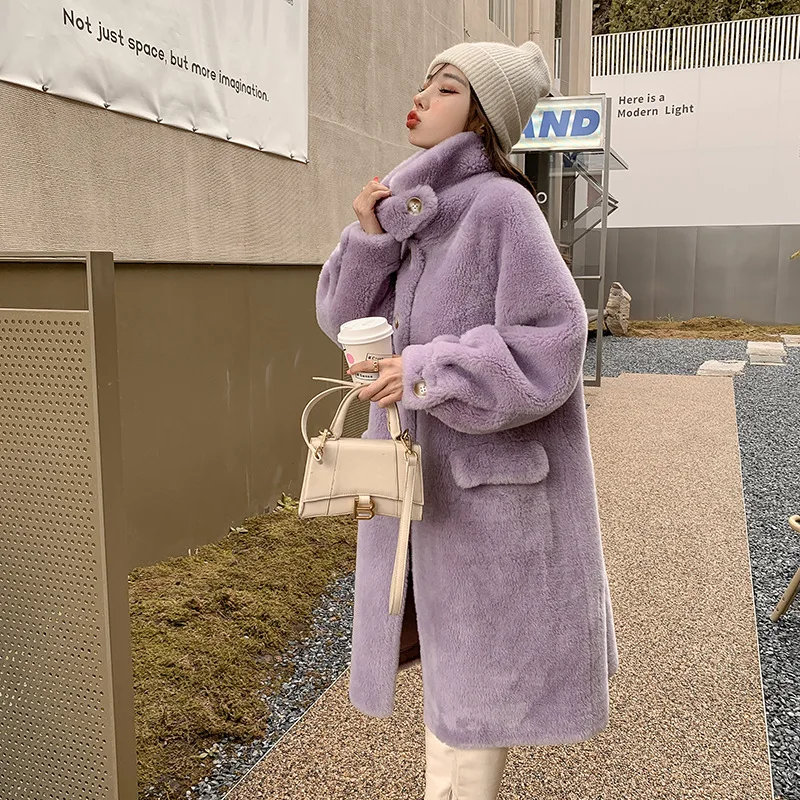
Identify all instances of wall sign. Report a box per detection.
[512,95,607,152]
[0,0,309,161]
[593,61,800,227]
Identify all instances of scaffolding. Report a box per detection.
[512,94,628,387]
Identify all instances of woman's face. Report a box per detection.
[406,63,472,149]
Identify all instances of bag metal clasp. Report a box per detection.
[354,497,375,520]
[313,428,333,462]
[399,428,414,457]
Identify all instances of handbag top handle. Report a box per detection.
[300,377,403,455]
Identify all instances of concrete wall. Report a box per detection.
[0,0,530,263]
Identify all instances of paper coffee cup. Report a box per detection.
[337,317,394,383]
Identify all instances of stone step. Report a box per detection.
[747,340,787,356]
[697,360,748,376]
[748,354,788,366]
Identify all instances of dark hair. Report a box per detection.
[462,89,538,199]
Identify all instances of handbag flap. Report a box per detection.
[302,437,424,505]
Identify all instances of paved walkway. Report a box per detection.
[227,373,773,799]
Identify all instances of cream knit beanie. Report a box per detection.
[426,40,552,153]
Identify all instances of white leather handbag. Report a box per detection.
[298,377,424,616]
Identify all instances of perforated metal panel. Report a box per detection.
[0,309,115,799]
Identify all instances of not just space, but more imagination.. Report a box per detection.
[617,93,695,117]
[62,8,269,101]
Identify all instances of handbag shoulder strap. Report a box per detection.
[388,449,419,615]
[300,378,403,454]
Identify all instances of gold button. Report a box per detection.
[406,197,423,215]
[413,380,427,397]
[394,318,400,329]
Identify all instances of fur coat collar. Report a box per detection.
[374,131,497,242]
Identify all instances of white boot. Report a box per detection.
[424,724,509,800]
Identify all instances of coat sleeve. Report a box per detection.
[400,186,588,434]
[315,220,403,344]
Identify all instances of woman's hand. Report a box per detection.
[347,355,404,407]
[353,177,391,235]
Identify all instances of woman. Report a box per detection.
[316,40,619,800]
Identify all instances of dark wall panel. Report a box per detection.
[606,228,619,290]
[112,264,341,569]
[693,227,738,319]
[777,227,800,325]
[590,225,799,324]
[654,228,697,321]
[728,227,780,325]
[247,267,345,510]
[115,265,252,567]
[616,228,657,320]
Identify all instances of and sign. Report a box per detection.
[511,95,607,152]
[0,0,309,161]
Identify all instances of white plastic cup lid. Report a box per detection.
[337,317,394,346]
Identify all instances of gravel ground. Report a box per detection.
[583,334,749,377]
[180,335,799,800]
[733,348,800,800]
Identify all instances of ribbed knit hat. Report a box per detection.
[426,40,552,153]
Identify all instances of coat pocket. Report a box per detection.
[448,440,549,489]
[448,440,553,557]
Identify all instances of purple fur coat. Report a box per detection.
[316,130,619,749]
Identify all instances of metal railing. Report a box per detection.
[553,13,800,77]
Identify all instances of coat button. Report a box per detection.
[413,380,427,397]
[394,318,400,329]
[406,197,423,215]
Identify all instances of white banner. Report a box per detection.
[0,0,308,161]
[594,60,800,228]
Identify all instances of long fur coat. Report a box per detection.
[316,130,619,749]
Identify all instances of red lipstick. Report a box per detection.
[406,111,419,128]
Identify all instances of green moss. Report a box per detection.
[129,500,357,798]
